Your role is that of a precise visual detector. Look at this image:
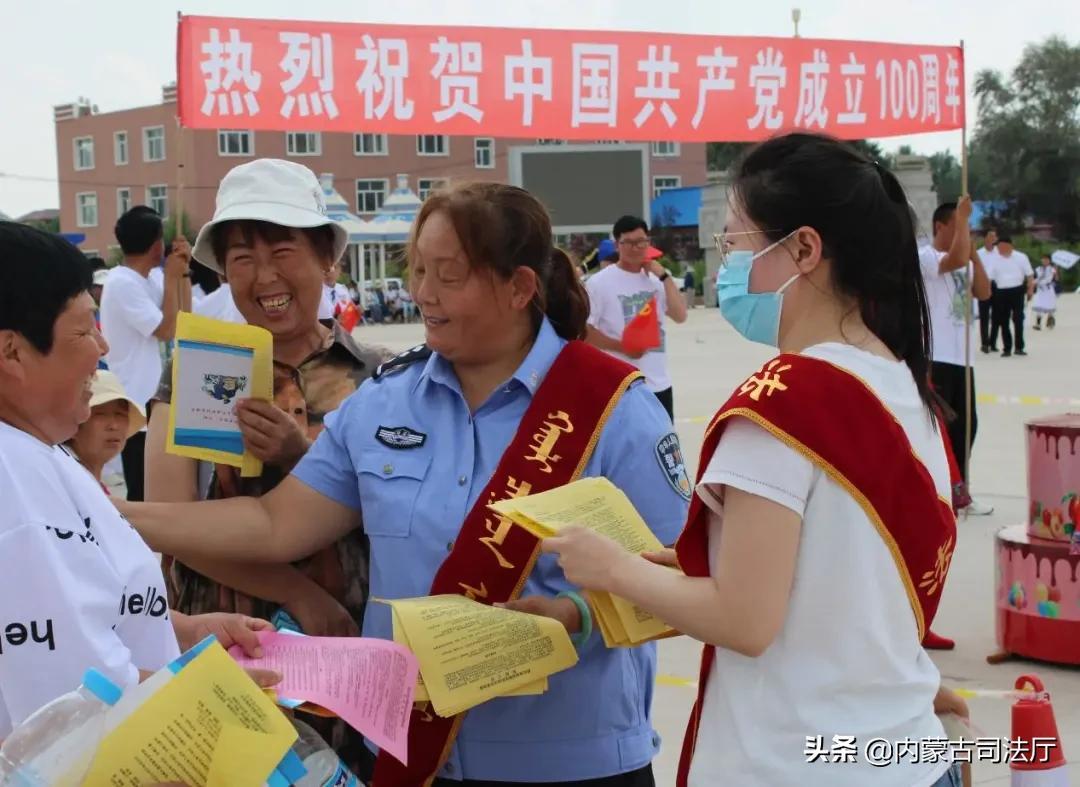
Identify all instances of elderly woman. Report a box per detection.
[0,221,272,740]
[65,370,145,494]
[144,159,386,763]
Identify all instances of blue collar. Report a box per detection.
[416,318,566,400]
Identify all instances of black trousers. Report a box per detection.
[994,286,1026,353]
[431,766,655,787]
[653,387,674,422]
[978,285,997,349]
[931,362,977,483]
[120,430,146,502]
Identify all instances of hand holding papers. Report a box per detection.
[384,595,578,718]
[166,312,273,477]
[229,632,417,765]
[489,477,679,648]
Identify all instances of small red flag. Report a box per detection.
[621,296,661,355]
[339,301,360,333]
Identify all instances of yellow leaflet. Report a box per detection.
[384,595,577,718]
[491,477,679,648]
[84,642,295,787]
[166,312,273,477]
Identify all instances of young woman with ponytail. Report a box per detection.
[544,133,965,787]
[119,182,688,786]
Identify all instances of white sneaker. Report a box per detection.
[963,498,994,516]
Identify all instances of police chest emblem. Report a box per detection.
[656,432,692,501]
[376,426,427,450]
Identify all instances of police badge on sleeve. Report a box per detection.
[656,432,692,501]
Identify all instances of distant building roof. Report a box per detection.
[651,186,702,228]
[17,208,60,223]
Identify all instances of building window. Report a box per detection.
[354,133,387,156]
[418,178,448,200]
[76,192,98,227]
[116,188,131,217]
[652,176,681,198]
[146,185,168,217]
[217,130,254,156]
[474,138,494,169]
[651,141,680,157]
[286,131,321,156]
[536,139,565,145]
[355,179,389,214]
[114,132,128,165]
[416,135,448,156]
[73,137,94,170]
[142,126,165,162]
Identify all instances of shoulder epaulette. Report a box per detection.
[372,344,432,380]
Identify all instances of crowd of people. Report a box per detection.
[1,130,1033,786]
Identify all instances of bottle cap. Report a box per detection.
[82,669,122,706]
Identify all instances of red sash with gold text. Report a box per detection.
[674,355,956,786]
[373,341,642,786]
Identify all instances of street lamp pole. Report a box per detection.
[791,7,802,37]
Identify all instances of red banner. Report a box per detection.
[178,16,964,142]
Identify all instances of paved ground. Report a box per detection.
[355,296,1080,785]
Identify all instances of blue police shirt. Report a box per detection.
[293,318,690,782]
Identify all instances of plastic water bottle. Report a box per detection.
[291,719,360,787]
[0,669,123,786]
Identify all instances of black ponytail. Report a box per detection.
[733,133,936,415]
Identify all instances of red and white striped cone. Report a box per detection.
[1012,675,1068,786]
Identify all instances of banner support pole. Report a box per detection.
[960,37,974,507]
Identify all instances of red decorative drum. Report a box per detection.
[996,524,1080,664]
[1026,414,1080,543]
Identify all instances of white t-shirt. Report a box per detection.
[976,246,999,283]
[100,265,164,410]
[992,250,1034,289]
[318,284,335,321]
[919,245,975,367]
[194,283,245,324]
[0,423,179,737]
[148,266,165,302]
[688,343,949,787]
[585,265,671,392]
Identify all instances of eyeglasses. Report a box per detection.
[617,238,651,250]
[713,229,784,263]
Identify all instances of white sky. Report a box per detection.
[0,0,1070,217]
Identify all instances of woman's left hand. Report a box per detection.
[498,596,581,635]
[933,686,970,720]
[177,612,274,658]
[541,526,632,593]
[236,399,311,468]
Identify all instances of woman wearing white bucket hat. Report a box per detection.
[144,159,386,766]
[65,369,146,493]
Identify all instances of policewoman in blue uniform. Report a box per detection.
[123,182,690,786]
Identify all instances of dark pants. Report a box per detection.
[931,362,977,483]
[994,285,1026,353]
[354,748,654,787]
[653,387,674,422]
[120,430,146,502]
[432,766,655,787]
[979,286,997,349]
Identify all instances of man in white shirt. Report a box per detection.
[991,233,1035,357]
[976,229,1000,353]
[919,198,992,515]
[585,215,688,421]
[99,206,190,501]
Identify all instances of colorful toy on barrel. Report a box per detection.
[1026,415,1080,543]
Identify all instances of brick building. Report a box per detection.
[54,85,707,256]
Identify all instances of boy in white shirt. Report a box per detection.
[99,206,190,501]
[919,198,992,517]
[584,215,688,420]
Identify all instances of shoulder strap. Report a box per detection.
[373,344,432,380]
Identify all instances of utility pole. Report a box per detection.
[792,7,802,37]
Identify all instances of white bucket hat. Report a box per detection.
[193,159,348,275]
[88,370,147,439]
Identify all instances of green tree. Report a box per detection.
[928,151,962,203]
[969,36,1080,238]
[163,211,194,246]
[24,216,60,234]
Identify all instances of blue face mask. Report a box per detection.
[716,235,800,347]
